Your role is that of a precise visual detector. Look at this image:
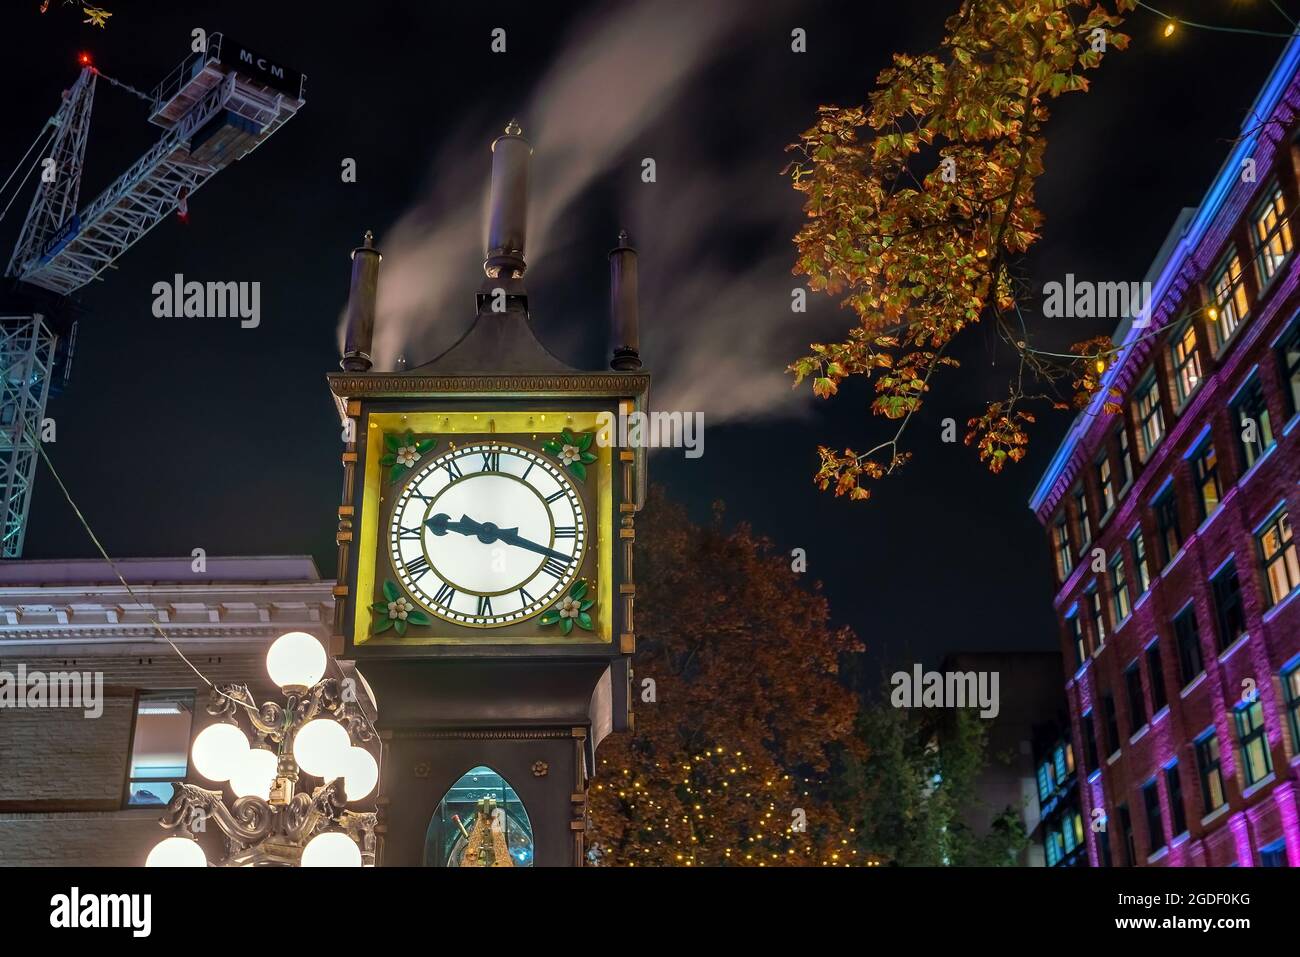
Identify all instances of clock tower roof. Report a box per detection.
[405,284,577,375]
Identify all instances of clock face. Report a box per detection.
[388,442,587,628]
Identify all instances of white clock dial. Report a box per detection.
[388,442,587,628]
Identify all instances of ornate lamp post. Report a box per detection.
[147,632,380,867]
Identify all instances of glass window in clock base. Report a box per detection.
[424,766,534,867]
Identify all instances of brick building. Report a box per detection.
[1029,38,1300,867]
[0,556,332,865]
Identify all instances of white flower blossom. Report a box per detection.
[560,444,580,466]
[387,598,413,621]
[395,444,420,467]
[558,596,581,619]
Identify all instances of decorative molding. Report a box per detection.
[389,728,573,741]
[327,372,650,399]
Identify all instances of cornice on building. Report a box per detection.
[0,556,335,656]
[1029,35,1300,521]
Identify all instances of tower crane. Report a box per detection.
[0,33,306,556]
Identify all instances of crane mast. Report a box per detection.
[0,32,306,556]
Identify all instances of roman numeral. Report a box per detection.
[477,595,493,617]
[411,489,435,505]
[553,526,577,538]
[522,462,534,482]
[481,448,501,472]
[445,458,464,481]
[544,489,565,504]
[398,525,422,540]
[405,556,431,580]
[541,556,573,579]
[518,586,535,607]
[434,582,456,606]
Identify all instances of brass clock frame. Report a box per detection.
[352,409,613,648]
[387,438,590,629]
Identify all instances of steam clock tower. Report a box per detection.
[326,123,647,866]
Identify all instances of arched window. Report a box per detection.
[423,766,534,867]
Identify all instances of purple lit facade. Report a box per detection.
[1030,39,1300,867]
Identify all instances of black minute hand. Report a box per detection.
[497,528,572,563]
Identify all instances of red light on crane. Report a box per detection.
[78,52,93,67]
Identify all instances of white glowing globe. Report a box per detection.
[266,630,327,690]
[229,747,278,800]
[292,718,351,779]
[342,746,379,802]
[301,831,362,867]
[146,836,207,867]
[191,722,250,782]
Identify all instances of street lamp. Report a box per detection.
[148,632,379,866]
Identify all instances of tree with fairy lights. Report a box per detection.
[586,489,864,866]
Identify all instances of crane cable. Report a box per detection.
[91,66,153,105]
[22,423,263,719]
[0,121,57,227]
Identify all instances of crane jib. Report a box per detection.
[216,37,304,101]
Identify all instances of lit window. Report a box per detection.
[1209,253,1249,352]
[1053,513,1073,581]
[1234,699,1273,787]
[1211,559,1246,651]
[1037,763,1053,802]
[1258,508,1299,607]
[1195,731,1226,813]
[1173,604,1204,686]
[1154,486,1182,565]
[1170,320,1202,406]
[1130,528,1151,595]
[1109,553,1130,623]
[1063,813,1078,853]
[1133,372,1165,460]
[1125,660,1146,731]
[1074,486,1092,553]
[1097,454,1115,514]
[426,765,535,867]
[1283,663,1300,756]
[1260,839,1288,868]
[1143,779,1165,854]
[1232,375,1275,471]
[1191,439,1221,520]
[1165,763,1187,836]
[1067,608,1086,667]
[1054,744,1069,783]
[1088,584,1106,646]
[1117,428,1134,488]
[1146,641,1167,712]
[126,691,195,807]
[1046,826,1062,866]
[1277,319,1300,418]
[1251,183,1293,285]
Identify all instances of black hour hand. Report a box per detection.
[425,513,480,537]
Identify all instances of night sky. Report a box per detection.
[1,1,1289,676]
